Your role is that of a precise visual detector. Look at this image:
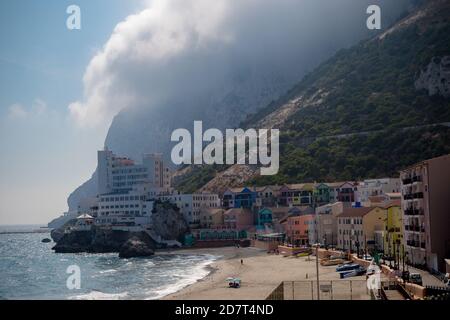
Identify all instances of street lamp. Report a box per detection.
[313,243,320,301]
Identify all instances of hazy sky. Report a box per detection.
[0,0,141,225]
[0,0,413,225]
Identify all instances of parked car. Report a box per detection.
[336,263,360,272]
[409,273,423,286]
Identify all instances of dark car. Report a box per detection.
[336,263,360,272]
[409,273,423,286]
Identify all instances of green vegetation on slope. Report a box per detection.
[175,8,450,192]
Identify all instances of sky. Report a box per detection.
[0,0,414,225]
[0,0,142,225]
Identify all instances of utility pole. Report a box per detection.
[315,244,320,301]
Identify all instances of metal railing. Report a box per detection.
[266,280,370,300]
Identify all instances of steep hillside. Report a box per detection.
[175,0,450,192]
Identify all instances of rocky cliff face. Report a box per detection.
[151,202,190,242]
[415,56,450,98]
[52,228,156,257]
[173,0,450,190]
[63,1,416,212]
[51,202,188,256]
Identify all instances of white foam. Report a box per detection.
[99,269,117,274]
[69,290,129,300]
[145,255,218,300]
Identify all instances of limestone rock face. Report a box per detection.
[151,202,190,242]
[119,237,154,258]
[415,56,450,98]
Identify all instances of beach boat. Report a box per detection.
[320,258,344,266]
[336,263,360,272]
[339,266,366,279]
[226,277,241,288]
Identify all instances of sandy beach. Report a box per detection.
[163,247,368,300]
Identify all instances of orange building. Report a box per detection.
[282,214,314,246]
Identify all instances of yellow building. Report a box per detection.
[199,208,225,229]
[337,207,385,253]
[382,200,403,258]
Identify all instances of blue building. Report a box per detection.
[234,187,258,209]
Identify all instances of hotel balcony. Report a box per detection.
[403,208,424,216]
[402,174,422,186]
[406,240,420,248]
[404,225,425,233]
[402,177,412,185]
[403,192,424,200]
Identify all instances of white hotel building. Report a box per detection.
[95,148,171,229]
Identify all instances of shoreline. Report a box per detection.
[161,246,370,300]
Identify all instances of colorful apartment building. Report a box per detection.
[199,208,225,229]
[400,154,450,272]
[282,214,314,246]
[256,207,274,229]
[336,182,358,204]
[383,200,403,257]
[279,184,314,206]
[337,207,385,253]
[223,208,254,231]
[222,187,258,209]
[314,183,332,205]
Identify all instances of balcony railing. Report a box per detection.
[406,240,419,247]
[402,178,412,185]
[404,208,424,216]
[405,225,425,233]
[403,192,424,200]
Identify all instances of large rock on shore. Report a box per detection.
[52,228,156,254]
[50,219,77,242]
[119,237,154,258]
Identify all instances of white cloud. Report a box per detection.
[69,0,414,129]
[7,99,48,119]
[69,0,232,128]
[8,103,28,118]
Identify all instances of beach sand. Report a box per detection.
[163,247,369,300]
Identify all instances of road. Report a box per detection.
[407,266,444,287]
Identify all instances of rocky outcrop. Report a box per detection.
[119,237,154,258]
[415,56,450,98]
[52,203,187,255]
[151,201,190,243]
[52,228,156,255]
[50,219,77,242]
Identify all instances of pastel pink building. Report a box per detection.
[282,214,314,246]
[223,208,254,230]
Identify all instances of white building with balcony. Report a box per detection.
[158,192,221,228]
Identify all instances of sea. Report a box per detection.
[0,225,219,300]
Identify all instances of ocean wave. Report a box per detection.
[145,256,218,300]
[69,290,129,300]
[98,269,117,274]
